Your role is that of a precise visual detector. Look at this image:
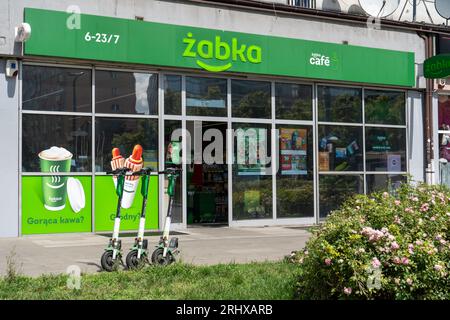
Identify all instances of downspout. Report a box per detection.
[418,32,434,184]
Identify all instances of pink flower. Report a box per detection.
[324,258,332,266]
[394,200,401,206]
[343,287,352,295]
[430,216,436,221]
[401,257,409,265]
[411,196,419,202]
[391,242,400,250]
[408,244,414,254]
[406,278,413,285]
[420,203,429,212]
[405,207,413,213]
[434,264,443,272]
[394,216,401,224]
[393,257,401,264]
[372,257,381,269]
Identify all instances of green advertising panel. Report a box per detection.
[22,176,92,234]
[94,175,159,232]
[24,8,415,87]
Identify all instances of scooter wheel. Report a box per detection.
[151,247,174,266]
[126,250,147,270]
[101,251,120,272]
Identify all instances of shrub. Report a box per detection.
[294,182,450,300]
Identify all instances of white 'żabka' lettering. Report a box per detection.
[183,32,262,72]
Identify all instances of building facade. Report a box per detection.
[0,0,447,237]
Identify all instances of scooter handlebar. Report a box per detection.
[106,167,132,175]
[158,168,182,175]
[131,167,153,176]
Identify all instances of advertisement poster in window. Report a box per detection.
[237,128,268,176]
[22,146,92,235]
[280,128,307,175]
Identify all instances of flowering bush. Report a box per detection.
[294,182,450,300]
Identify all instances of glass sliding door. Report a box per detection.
[232,123,273,220]
[186,121,228,225]
[276,125,314,218]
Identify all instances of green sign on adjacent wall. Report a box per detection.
[424,54,450,79]
[24,8,415,87]
[94,176,159,232]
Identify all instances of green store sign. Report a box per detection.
[24,8,415,87]
[424,54,450,79]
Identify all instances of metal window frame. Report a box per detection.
[18,60,411,234]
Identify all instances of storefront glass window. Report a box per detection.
[277,125,314,218]
[366,174,406,194]
[319,175,364,217]
[364,90,405,125]
[318,125,363,172]
[164,75,182,115]
[232,80,271,119]
[365,127,406,172]
[438,95,450,184]
[95,70,158,115]
[22,65,92,113]
[275,83,312,120]
[317,86,362,123]
[232,123,272,220]
[22,114,92,172]
[95,118,158,172]
[186,77,227,117]
[165,120,183,224]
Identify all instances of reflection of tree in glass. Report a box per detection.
[318,87,362,123]
[164,89,181,115]
[277,178,314,218]
[234,91,271,118]
[319,175,363,217]
[365,92,404,125]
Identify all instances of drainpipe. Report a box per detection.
[418,33,435,184]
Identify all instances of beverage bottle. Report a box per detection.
[121,145,144,209]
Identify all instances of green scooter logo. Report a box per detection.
[182,32,262,72]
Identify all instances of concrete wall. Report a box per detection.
[0,59,19,237]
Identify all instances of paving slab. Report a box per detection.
[0,226,310,277]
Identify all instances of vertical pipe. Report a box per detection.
[419,32,434,184]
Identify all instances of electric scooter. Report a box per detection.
[100,167,131,272]
[125,167,153,270]
[151,167,182,266]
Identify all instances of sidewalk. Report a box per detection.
[0,226,310,277]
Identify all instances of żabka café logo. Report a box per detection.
[183,32,262,72]
[309,52,339,69]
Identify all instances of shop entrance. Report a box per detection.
[186,121,228,225]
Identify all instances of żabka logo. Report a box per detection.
[183,32,262,72]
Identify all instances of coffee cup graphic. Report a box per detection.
[39,147,73,211]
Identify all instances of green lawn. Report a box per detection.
[0,261,298,300]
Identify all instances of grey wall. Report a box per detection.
[0,59,19,237]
